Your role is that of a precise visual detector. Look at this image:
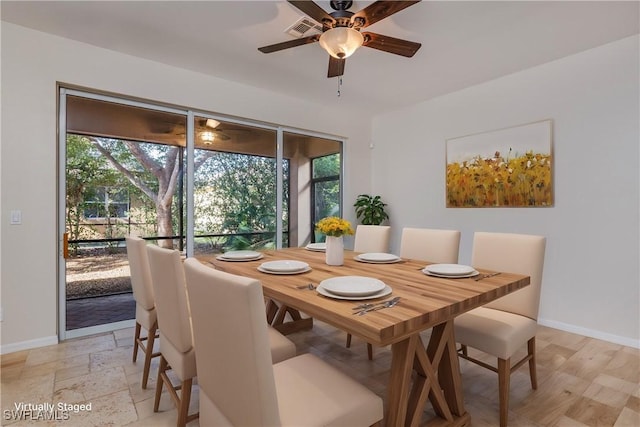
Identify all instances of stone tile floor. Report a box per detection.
[1,322,638,426]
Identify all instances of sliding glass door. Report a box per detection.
[59,89,343,339]
[60,92,187,338]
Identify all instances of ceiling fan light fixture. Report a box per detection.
[201,131,215,144]
[319,27,364,59]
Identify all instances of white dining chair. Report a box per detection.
[183,258,384,427]
[454,232,546,427]
[125,235,160,389]
[348,226,461,359]
[399,227,461,263]
[146,247,297,427]
[353,225,391,253]
[346,224,392,359]
[146,244,199,427]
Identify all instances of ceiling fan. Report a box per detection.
[258,1,422,78]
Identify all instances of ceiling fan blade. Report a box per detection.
[352,1,420,28]
[288,1,335,28]
[258,34,320,54]
[328,56,345,78]
[362,32,421,57]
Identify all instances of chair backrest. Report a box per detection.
[353,225,391,253]
[471,232,546,320]
[183,258,280,426]
[399,227,461,263]
[146,245,193,353]
[125,236,155,311]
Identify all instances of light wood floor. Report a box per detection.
[2,322,638,426]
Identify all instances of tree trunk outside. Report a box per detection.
[156,202,174,249]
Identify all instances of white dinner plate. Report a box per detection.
[424,263,476,276]
[423,269,480,279]
[257,266,312,275]
[355,253,401,263]
[216,250,263,262]
[260,260,309,272]
[316,284,392,301]
[305,243,326,252]
[319,276,387,297]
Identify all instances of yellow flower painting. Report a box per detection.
[446,120,553,207]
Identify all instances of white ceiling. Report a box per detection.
[2,1,638,115]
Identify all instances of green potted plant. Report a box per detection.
[354,194,389,225]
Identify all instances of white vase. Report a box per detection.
[325,236,344,266]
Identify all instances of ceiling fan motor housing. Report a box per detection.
[328,0,355,26]
[330,1,353,11]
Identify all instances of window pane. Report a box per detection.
[284,132,341,246]
[81,187,129,219]
[310,151,342,244]
[193,118,278,255]
[66,135,185,248]
[314,180,340,220]
[312,153,341,178]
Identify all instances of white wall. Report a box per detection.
[0,23,372,351]
[372,35,640,347]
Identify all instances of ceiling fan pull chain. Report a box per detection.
[337,77,342,97]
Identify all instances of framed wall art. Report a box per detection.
[446,119,553,208]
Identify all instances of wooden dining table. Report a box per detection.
[200,247,530,427]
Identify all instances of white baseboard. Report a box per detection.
[1,320,136,355]
[63,319,135,340]
[2,319,637,354]
[538,317,640,349]
[1,335,58,355]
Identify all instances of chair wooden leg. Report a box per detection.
[133,322,142,362]
[141,322,158,389]
[346,334,374,360]
[176,378,193,427]
[154,355,198,427]
[498,357,511,427]
[527,337,538,390]
[154,356,168,412]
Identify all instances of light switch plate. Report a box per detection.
[10,210,21,225]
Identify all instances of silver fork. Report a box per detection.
[475,272,501,281]
[355,298,400,316]
[352,296,399,311]
[296,283,315,290]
